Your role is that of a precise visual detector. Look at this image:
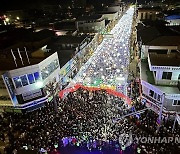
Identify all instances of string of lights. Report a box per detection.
[71,7,135,94]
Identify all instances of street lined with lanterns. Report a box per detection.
[72,7,135,95]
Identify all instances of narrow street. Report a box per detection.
[71,6,135,95]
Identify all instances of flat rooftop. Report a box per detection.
[138,7,161,12]
[0,50,48,71]
[97,11,117,14]
[76,15,103,21]
[48,35,87,44]
[137,24,180,44]
[146,36,180,46]
[149,53,180,66]
[140,60,180,94]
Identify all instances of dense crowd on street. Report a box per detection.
[0,80,179,154]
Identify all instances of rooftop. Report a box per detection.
[48,35,87,45]
[140,60,180,94]
[165,15,180,20]
[97,11,117,14]
[0,56,45,71]
[137,24,180,45]
[149,53,180,66]
[0,28,55,52]
[138,7,162,12]
[155,85,180,94]
[56,49,75,67]
[76,15,103,21]
[146,36,180,46]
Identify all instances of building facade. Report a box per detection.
[139,42,180,116]
[76,15,105,33]
[137,7,161,21]
[1,52,60,112]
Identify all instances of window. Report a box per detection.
[34,72,40,81]
[162,72,172,80]
[20,75,28,86]
[28,74,35,84]
[154,93,157,100]
[149,14,152,20]
[41,59,59,80]
[41,69,48,80]
[145,13,148,19]
[173,100,180,106]
[157,94,161,101]
[13,77,22,88]
[54,59,59,68]
[149,90,154,97]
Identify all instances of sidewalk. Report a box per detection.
[129,56,139,80]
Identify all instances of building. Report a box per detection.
[0,28,55,53]
[52,19,77,36]
[106,4,123,14]
[137,7,162,21]
[0,52,60,113]
[97,11,119,22]
[76,15,105,33]
[138,27,180,115]
[165,15,180,26]
[45,35,90,88]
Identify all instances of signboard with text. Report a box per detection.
[2,72,18,105]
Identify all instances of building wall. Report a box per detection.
[141,45,178,59]
[148,54,180,86]
[2,52,60,107]
[9,65,40,95]
[107,6,121,12]
[76,19,105,32]
[166,19,180,26]
[141,80,180,113]
[102,12,119,21]
[152,68,179,86]
[138,11,158,21]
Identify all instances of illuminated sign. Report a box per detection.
[2,72,18,105]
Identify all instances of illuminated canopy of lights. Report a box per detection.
[71,7,134,94]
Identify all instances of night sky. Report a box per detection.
[1,0,130,11]
[0,0,178,11]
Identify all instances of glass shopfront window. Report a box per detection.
[20,75,28,86]
[34,72,40,81]
[41,59,59,80]
[27,74,35,84]
[13,71,41,88]
[13,77,22,88]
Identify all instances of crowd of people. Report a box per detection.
[0,79,179,154]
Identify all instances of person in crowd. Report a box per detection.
[0,78,179,154]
